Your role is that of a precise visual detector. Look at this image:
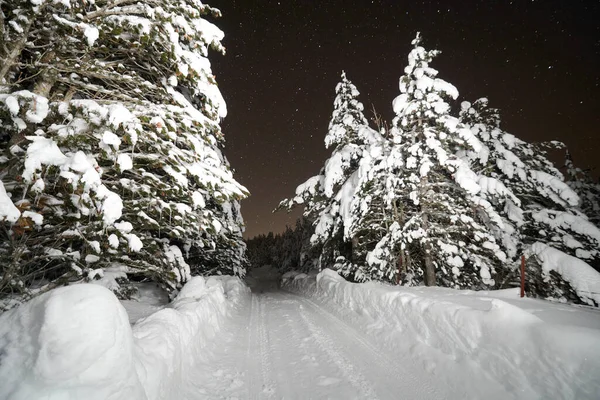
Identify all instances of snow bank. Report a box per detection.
[0,276,249,400]
[0,284,144,400]
[284,269,600,400]
[133,275,249,400]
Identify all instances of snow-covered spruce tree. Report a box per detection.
[0,0,248,301]
[278,72,381,273]
[565,150,600,229]
[460,99,600,268]
[459,98,600,303]
[343,128,412,282]
[295,216,319,272]
[363,33,507,288]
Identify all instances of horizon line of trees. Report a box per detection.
[245,217,316,273]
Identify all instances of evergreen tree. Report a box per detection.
[460,99,600,275]
[0,0,248,301]
[278,71,381,272]
[324,71,372,149]
[564,151,600,229]
[245,218,314,273]
[296,217,319,271]
[361,33,507,288]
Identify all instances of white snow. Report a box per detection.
[22,136,68,182]
[0,181,20,223]
[127,233,143,252]
[108,234,119,248]
[101,130,121,148]
[23,94,49,124]
[191,191,206,208]
[98,188,123,226]
[530,169,580,207]
[2,267,599,399]
[0,284,145,400]
[4,96,19,115]
[0,276,249,400]
[83,25,99,47]
[21,210,43,226]
[453,161,481,194]
[114,221,133,234]
[85,254,100,263]
[165,245,191,283]
[285,270,600,399]
[107,104,136,132]
[532,209,600,244]
[117,153,133,171]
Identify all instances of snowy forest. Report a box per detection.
[246,217,316,273]
[1,1,600,399]
[1,1,600,310]
[275,35,600,306]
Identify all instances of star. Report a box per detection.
[211,0,599,238]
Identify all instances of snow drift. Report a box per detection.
[284,269,600,400]
[0,276,249,400]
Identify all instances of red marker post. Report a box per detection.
[520,255,526,298]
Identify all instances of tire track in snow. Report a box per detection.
[247,294,276,400]
[295,293,443,399]
[297,301,381,400]
[257,295,277,398]
[246,293,275,399]
[246,294,261,399]
[260,294,301,400]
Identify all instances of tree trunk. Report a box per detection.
[33,64,57,98]
[422,211,436,286]
[0,35,28,83]
[351,235,359,264]
[396,252,403,285]
[0,9,38,84]
[420,176,436,286]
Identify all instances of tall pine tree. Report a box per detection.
[0,0,248,302]
[460,98,600,274]
[361,33,506,288]
[278,71,381,273]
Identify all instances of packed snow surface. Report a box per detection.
[284,270,600,400]
[1,267,599,399]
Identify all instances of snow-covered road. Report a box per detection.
[3,271,598,400]
[0,270,600,400]
[185,289,441,400]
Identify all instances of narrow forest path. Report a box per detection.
[181,285,444,400]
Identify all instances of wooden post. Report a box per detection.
[396,254,402,285]
[520,255,526,298]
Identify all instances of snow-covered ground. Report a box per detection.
[185,280,443,399]
[120,282,170,324]
[284,269,600,399]
[1,268,599,399]
[0,275,249,400]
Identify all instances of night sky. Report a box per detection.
[210,0,599,239]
